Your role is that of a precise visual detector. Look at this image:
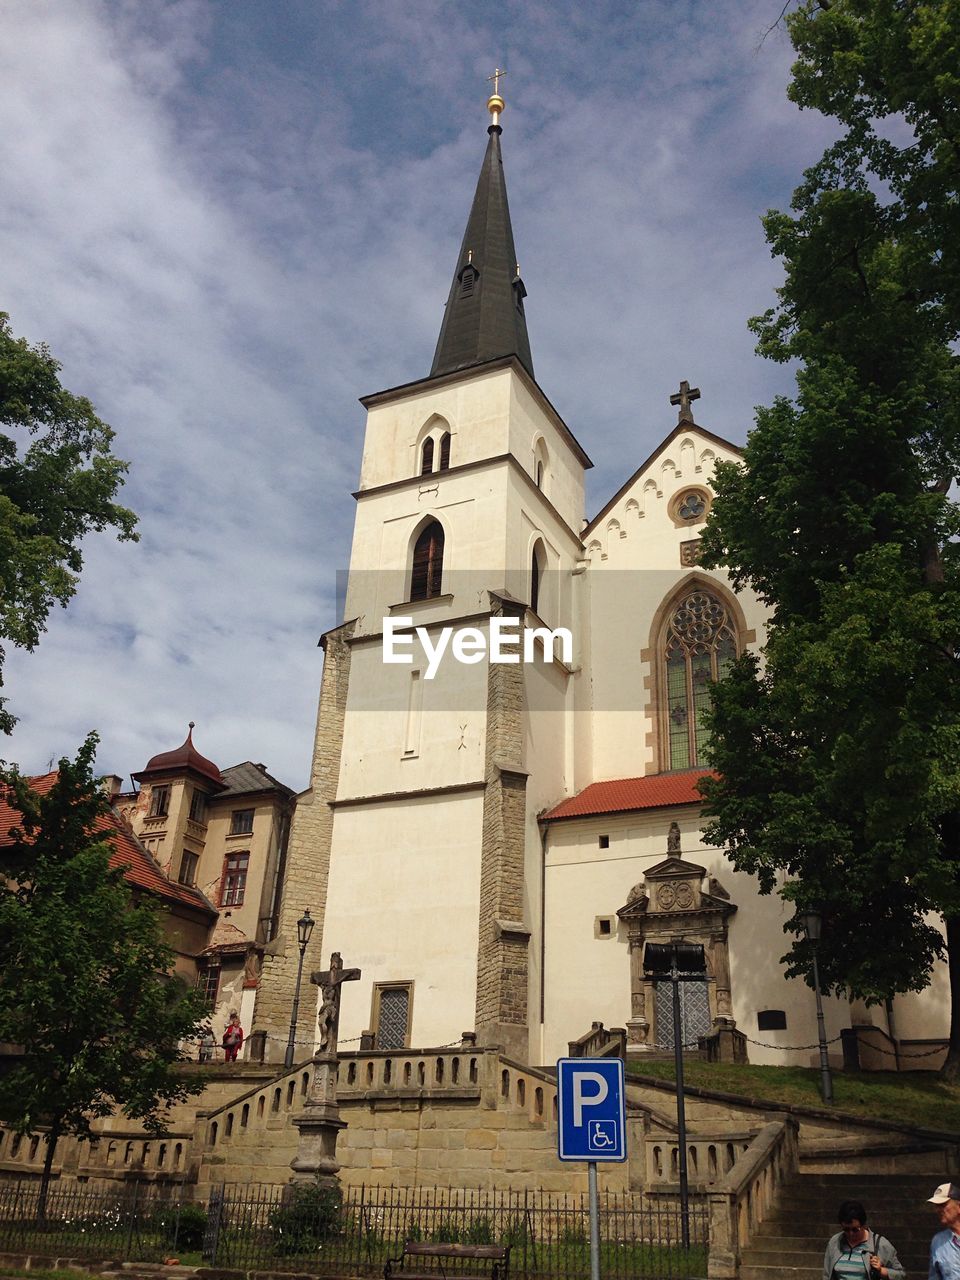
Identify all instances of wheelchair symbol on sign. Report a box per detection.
[588,1121,617,1151]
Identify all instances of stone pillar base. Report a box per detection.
[290,1107,346,1184]
[476,1019,528,1061]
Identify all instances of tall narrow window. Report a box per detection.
[197,962,220,1009]
[374,983,412,1050]
[403,670,423,757]
[179,850,199,887]
[149,785,170,818]
[188,788,206,823]
[221,852,249,906]
[420,437,434,476]
[533,438,549,492]
[410,521,444,601]
[531,541,547,615]
[438,432,451,471]
[663,588,737,769]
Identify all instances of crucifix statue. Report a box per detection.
[670,380,701,423]
[291,951,360,1187]
[310,951,361,1057]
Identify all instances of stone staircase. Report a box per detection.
[740,1173,937,1280]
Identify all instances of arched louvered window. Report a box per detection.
[439,432,451,471]
[663,587,737,769]
[420,437,435,476]
[410,521,444,602]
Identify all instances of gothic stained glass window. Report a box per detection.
[410,521,444,601]
[664,588,737,769]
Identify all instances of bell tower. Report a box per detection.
[255,80,592,1064]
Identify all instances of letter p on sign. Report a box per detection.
[573,1071,608,1127]
[556,1058,626,1162]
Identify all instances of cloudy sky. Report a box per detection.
[1,0,836,789]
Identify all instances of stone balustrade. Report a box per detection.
[567,1022,627,1059]
[706,1119,799,1279]
[0,1124,193,1182]
[645,1132,756,1186]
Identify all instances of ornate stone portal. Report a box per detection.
[290,952,361,1186]
[617,829,737,1052]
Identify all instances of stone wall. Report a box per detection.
[190,1049,641,1194]
[475,597,530,1059]
[253,622,355,1062]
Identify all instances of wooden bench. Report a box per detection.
[383,1241,510,1280]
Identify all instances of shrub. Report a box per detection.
[499,1216,529,1247]
[464,1217,494,1245]
[430,1218,461,1243]
[172,1203,208,1251]
[270,1181,342,1256]
[145,1201,207,1252]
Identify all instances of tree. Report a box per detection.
[698,0,960,1073]
[0,314,137,731]
[0,736,207,1209]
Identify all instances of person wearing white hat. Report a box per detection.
[928,1183,960,1280]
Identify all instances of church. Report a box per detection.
[252,84,948,1077]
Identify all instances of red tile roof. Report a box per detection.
[0,771,215,916]
[542,769,715,821]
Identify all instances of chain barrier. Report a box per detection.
[845,1038,946,1060]
[189,1029,474,1062]
[739,1031,844,1052]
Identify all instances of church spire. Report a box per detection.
[430,74,534,380]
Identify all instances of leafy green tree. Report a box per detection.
[0,736,207,1209]
[698,0,960,1074]
[0,314,137,731]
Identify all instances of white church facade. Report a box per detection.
[253,88,948,1077]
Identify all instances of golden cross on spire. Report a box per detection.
[487,67,506,96]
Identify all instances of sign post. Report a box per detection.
[642,942,707,1249]
[557,1058,627,1280]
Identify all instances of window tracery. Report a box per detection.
[663,588,737,769]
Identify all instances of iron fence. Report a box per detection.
[0,1178,200,1262]
[0,1179,709,1280]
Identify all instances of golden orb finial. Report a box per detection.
[486,67,506,127]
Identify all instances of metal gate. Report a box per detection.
[655,978,711,1049]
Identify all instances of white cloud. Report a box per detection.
[1,0,836,787]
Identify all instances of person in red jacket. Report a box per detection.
[222,1011,244,1062]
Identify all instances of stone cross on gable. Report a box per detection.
[670,380,701,423]
[310,951,361,1057]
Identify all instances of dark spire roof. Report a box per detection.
[430,123,534,379]
[133,722,225,789]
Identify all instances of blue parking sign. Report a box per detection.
[556,1058,627,1162]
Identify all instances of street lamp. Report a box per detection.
[644,941,706,1249]
[799,909,833,1105]
[284,909,315,1069]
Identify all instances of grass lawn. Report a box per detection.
[625,1059,960,1133]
